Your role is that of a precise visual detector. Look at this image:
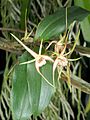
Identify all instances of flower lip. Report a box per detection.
[36,57,46,67]
[36,55,54,68]
[57,55,68,67]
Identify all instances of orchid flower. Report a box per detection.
[52,37,68,86]
[45,34,68,86]
[52,31,80,87]
[11,33,54,88]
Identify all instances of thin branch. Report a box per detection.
[0,37,34,54]
[0,27,25,34]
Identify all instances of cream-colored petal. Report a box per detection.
[11,33,37,58]
[53,58,59,86]
[53,58,59,73]
[35,62,54,88]
[20,59,36,65]
[36,58,46,67]
[42,55,54,62]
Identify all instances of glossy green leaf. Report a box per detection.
[35,6,90,41]
[11,52,54,120]
[74,0,90,42]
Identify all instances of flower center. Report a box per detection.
[58,56,68,67]
[37,56,46,67]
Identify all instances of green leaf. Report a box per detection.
[20,0,31,30]
[70,73,90,94]
[67,44,90,58]
[74,0,90,42]
[35,6,90,41]
[85,96,90,113]
[62,73,90,94]
[11,52,54,120]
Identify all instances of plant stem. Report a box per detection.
[0,27,25,34]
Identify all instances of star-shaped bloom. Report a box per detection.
[52,36,68,86]
[53,55,68,72]
[11,33,54,87]
[53,55,68,86]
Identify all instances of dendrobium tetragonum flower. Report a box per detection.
[46,35,68,86]
[11,33,54,87]
[49,31,80,88]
